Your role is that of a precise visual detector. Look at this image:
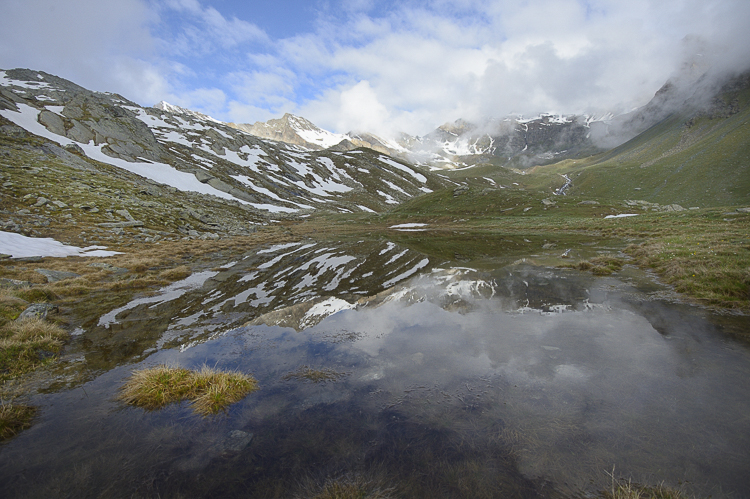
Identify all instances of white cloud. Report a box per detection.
[2,0,749,137]
[0,0,165,104]
[278,0,750,135]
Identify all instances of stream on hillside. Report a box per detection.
[1,234,749,498]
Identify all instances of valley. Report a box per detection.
[1,67,749,498]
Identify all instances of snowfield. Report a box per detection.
[0,231,121,258]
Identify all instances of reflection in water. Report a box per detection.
[1,239,750,498]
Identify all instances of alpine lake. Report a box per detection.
[2,231,749,498]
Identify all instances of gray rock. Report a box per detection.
[35,269,81,283]
[12,256,43,262]
[88,262,128,274]
[115,209,135,221]
[33,197,49,207]
[38,110,66,136]
[659,204,686,212]
[63,142,86,156]
[194,170,214,183]
[96,221,144,228]
[17,303,58,320]
[577,200,599,205]
[0,278,33,288]
[453,185,469,197]
[65,120,95,144]
[52,200,67,208]
[541,198,556,206]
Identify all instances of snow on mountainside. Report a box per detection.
[398,113,610,170]
[0,69,444,217]
[232,110,615,171]
[154,100,222,124]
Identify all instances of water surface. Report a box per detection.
[2,236,749,498]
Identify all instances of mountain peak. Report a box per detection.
[154,101,221,123]
[229,113,347,150]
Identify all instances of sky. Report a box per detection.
[1,0,749,137]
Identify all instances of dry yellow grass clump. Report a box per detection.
[0,317,68,380]
[0,401,36,441]
[119,364,258,416]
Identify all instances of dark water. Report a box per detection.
[2,236,750,498]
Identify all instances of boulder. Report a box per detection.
[38,110,66,136]
[35,269,81,283]
[17,303,58,320]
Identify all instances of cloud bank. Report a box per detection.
[2,0,749,137]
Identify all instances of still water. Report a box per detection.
[2,236,749,498]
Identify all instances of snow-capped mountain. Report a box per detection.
[154,100,222,124]
[0,69,444,216]
[229,113,348,150]
[232,110,611,171]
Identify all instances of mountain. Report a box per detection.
[0,68,445,227]
[228,113,348,150]
[555,70,750,208]
[228,114,406,157]
[154,100,221,124]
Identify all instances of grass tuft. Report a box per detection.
[118,364,258,416]
[602,470,693,499]
[158,265,191,281]
[0,401,36,441]
[0,317,68,380]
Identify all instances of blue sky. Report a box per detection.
[2,0,749,137]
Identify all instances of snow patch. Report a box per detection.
[0,231,122,258]
[604,214,639,219]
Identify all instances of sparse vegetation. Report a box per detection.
[602,469,692,499]
[118,364,258,416]
[0,400,36,441]
[0,317,68,380]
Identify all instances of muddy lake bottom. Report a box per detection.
[1,235,749,498]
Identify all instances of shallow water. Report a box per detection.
[2,236,750,498]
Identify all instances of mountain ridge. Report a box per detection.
[0,68,445,223]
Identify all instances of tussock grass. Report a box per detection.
[118,365,258,416]
[0,317,68,380]
[0,290,28,322]
[0,401,36,441]
[570,256,626,275]
[158,265,191,281]
[283,365,348,384]
[602,469,693,499]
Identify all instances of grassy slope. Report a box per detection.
[551,87,750,207]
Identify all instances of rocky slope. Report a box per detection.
[0,68,445,226]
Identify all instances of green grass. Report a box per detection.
[557,90,750,208]
[118,364,259,416]
[567,256,627,276]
